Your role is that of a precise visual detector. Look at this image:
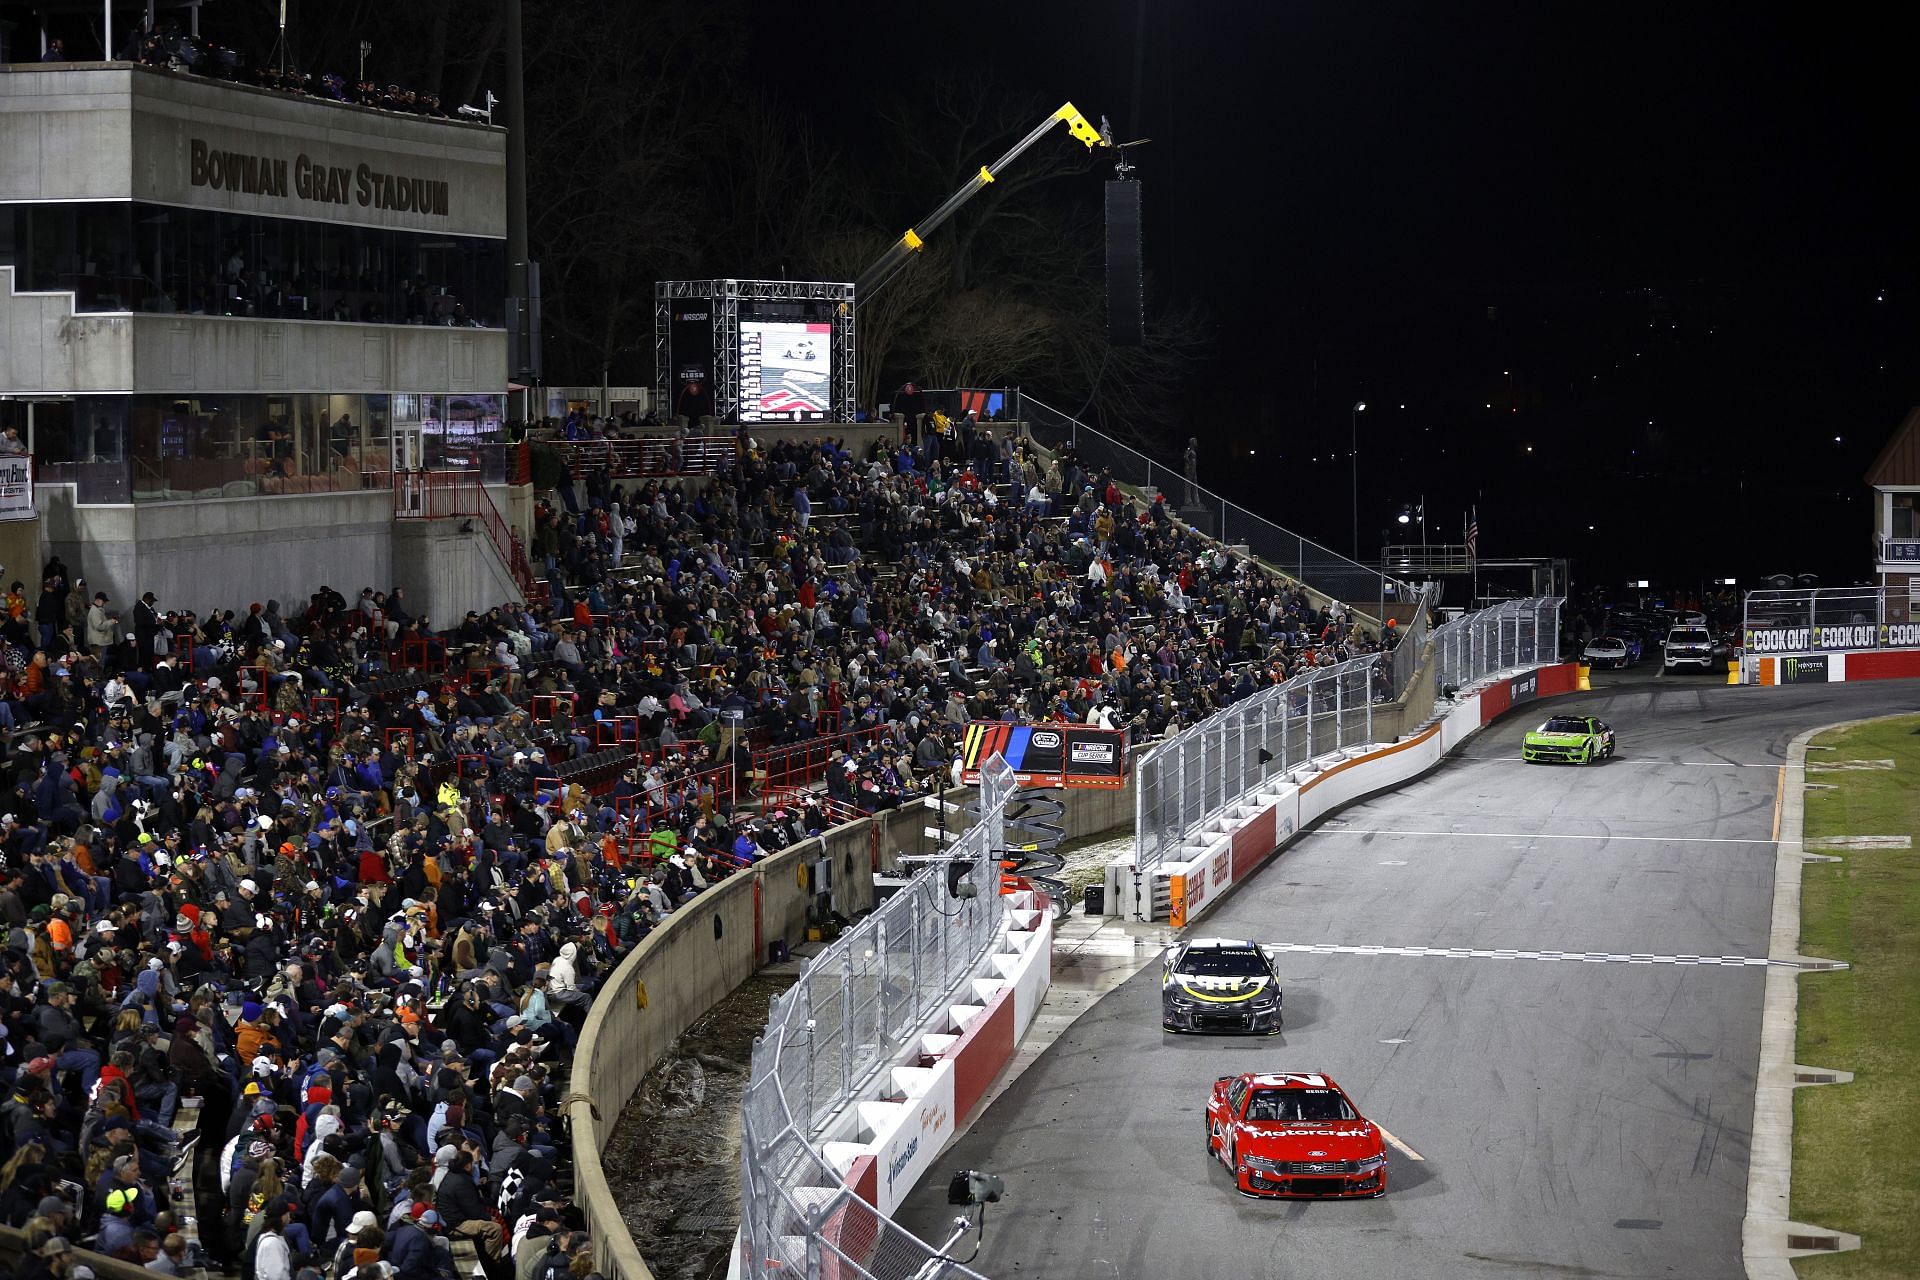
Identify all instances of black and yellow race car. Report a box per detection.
[1162,937,1283,1034]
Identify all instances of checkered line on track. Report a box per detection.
[1264,942,1801,968]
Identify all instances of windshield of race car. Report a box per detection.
[1542,716,1590,734]
[1178,947,1269,977]
[1246,1089,1356,1122]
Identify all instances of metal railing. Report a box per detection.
[1386,583,1436,698]
[1017,392,1408,609]
[737,758,1020,1280]
[393,470,538,597]
[1430,596,1564,703]
[1742,586,1886,634]
[1134,653,1383,869]
[538,434,740,479]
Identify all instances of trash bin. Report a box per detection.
[768,940,790,964]
[1083,883,1105,916]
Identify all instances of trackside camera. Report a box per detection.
[947,1170,1005,1206]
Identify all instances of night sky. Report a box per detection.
[755,3,1919,593]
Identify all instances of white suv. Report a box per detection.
[1663,626,1715,672]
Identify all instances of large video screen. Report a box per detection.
[740,320,831,422]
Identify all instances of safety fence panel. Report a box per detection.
[1430,597,1561,700]
[1133,654,1382,870]
[737,760,1021,1280]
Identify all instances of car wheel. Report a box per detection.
[1205,1117,1215,1156]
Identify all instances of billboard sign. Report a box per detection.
[739,320,831,422]
[1746,624,1920,653]
[958,722,1127,789]
[0,458,32,521]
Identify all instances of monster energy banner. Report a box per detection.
[1746,624,1920,653]
[1778,654,1829,684]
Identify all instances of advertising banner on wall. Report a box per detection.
[1778,654,1830,683]
[958,723,1127,789]
[0,459,33,521]
[1745,624,1920,653]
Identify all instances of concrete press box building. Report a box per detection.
[0,59,527,619]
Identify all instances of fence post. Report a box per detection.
[1175,748,1187,850]
[839,951,854,1099]
[874,919,890,1056]
[1304,677,1315,761]
[1366,659,1375,744]
[1334,671,1345,751]
[908,896,922,1026]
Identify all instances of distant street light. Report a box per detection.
[1350,401,1366,558]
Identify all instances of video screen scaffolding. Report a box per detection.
[653,279,855,424]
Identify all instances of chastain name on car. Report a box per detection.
[1162,937,1283,1034]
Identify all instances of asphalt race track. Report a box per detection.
[896,675,1920,1279]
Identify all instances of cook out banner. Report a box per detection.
[1745,623,1920,653]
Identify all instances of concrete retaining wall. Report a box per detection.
[568,834,876,1280]
[38,482,393,613]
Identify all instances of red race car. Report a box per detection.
[1205,1072,1388,1198]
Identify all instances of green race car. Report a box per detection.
[1521,714,1616,764]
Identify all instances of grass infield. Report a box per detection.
[1792,714,1920,1278]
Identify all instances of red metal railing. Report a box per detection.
[749,722,901,810]
[608,761,740,856]
[393,470,538,599]
[546,436,739,480]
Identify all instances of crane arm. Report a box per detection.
[856,102,1104,300]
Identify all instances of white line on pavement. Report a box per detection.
[1453,757,1789,769]
[1376,1124,1425,1161]
[1263,940,1818,968]
[1309,827,1776,845]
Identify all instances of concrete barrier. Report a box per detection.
[570,786,1116,1280]
[567,836,876,1280]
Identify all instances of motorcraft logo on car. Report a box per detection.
[1070,741,1115,763]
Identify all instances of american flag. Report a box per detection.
[1466,508,1479,560]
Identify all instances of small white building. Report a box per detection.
[1868,408,1920,627]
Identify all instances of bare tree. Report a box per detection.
[809,233,951,412]
[911,289,1056,389]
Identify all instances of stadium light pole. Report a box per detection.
[1350,401,1367,559]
